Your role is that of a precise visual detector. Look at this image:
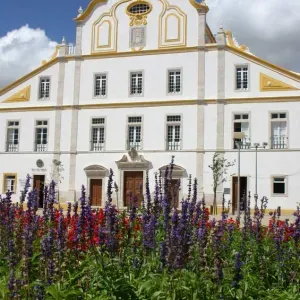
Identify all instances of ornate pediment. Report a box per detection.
[260,73,299,92]
[2,86,31,103]
[84,165,108,177]
[159,164,187,178]
[116,152,151,170]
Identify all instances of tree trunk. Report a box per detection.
[213,189,217,215]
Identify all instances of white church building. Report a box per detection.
[1,0,300,213]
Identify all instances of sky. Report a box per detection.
[0,0,300,88]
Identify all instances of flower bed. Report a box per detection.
[0,163,299,299]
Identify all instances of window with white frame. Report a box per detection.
[91,118,105,151]
[130,72,143,96]
[168,69,182,94]
[271,113,288,149]
[6,121,19,152]
[94,74,107,97]
[272,177,286,195]
[127,116,142,150]
[233,113,250,149]
[35,120,48,152]
[39,77,51,99]
[236,66,248,90]
[166,115,181,150]
[3,174,16,194]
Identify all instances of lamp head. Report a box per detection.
[262,142,268,148]
[254,143,260,147]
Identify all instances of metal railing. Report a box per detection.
[233,137,251,149]
[91,142,105,151]
[127,141,142,151]
[167,140,181,151]
[35,143,48,152]
[6,142,19,152]
[271,136,288,149]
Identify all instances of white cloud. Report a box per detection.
[206,0,300,72]
[0,25,57,88]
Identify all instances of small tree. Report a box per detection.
[208,153,235,215]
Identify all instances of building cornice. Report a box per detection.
[2,96,300,113]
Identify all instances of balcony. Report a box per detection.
[127,141,142,151]
[271,136,288,149]
[233,138,251,149]
[6,143,19,152]
[35,143,48,152]
[167,140,181,151]
[91,142,105,151]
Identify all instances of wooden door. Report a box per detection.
[232,177,238,214]
[90,179,102,206]
[232,177,247,214]
[124,171,143,207]
[33,175,45,208]
[170,179,180,209]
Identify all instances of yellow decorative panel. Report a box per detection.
[91,0,132,54]
[158,0,187,48]
[2,86,31,103]
[97,20,112,48]
[260,73,299,92]
[92,16,115,53]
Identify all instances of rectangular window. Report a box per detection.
[127,116,142,150]
[270,113,287,149]
[233,114,250,149]
[91,118,105,151]
[3,174,16,194]
[168,70,181,94]
[35,120,48,152]
[166,115,181,150]
[272,177,286,195]
[94,74,107,97]
[236,66,248,90]
[39,77,50,99]
[6,121,19,152]
[130,72,143,96]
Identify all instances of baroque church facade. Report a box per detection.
[1,0,300,213]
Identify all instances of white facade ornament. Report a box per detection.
[78,6,83,16]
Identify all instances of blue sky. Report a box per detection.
[0,0,91,43]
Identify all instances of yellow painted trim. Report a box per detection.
[158,0,187,48]
[2,173,18,194]
[225,30,248,52]
[226,45,300,82]
[126,0,152,26]
[0,58,58,96]
[188,0,209,13]
[206,25,216,43]
[91,0,131,54]
[96,20,112,48]
[2,86,31,103]
[41,45,60,65]
[260,73,299,92]
[75,0,107,22]
[165,13,181,42]
[225,96,300,104]
[2,96,300,113]
[87,46,199,58]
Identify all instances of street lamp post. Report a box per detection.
[246,142,268,209]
